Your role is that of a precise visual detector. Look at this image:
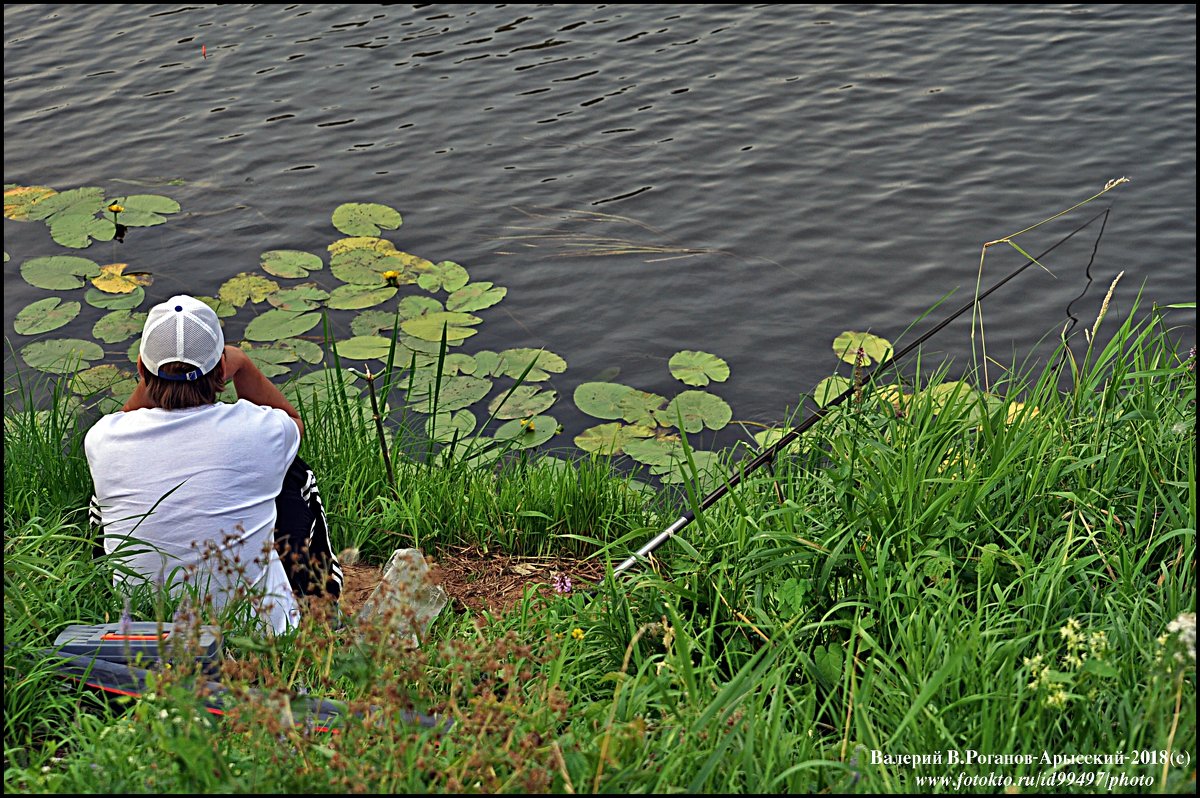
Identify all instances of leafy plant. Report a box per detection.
[5,184,179,248]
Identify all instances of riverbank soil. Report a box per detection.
[339,546,604,618]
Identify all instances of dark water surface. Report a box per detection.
[4,4,1196,440]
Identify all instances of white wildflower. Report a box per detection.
[1164,612,1196,665]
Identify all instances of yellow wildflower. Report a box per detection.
[571,628,585,641]
[1044,688,1069,709]
[1059,618,1082,644]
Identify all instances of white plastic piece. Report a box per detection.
[355,549,448,645]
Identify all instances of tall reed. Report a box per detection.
[3,302,1193,793]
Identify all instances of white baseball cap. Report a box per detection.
[139,295,224,381]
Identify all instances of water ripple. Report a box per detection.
[3,3,1194,424]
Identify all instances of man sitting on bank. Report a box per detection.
[85,295,342,634]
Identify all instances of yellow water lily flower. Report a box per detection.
[381,269,402,287]
[108,203,125,214]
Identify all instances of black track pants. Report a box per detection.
[274,456,344,601]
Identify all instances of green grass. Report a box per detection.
[4,304,1195,793]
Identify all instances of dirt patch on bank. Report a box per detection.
[338,546,604,618]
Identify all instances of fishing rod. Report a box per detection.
[607,207,1111,580]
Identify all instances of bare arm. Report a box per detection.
[220,345,305,437]
[122,375,156,412]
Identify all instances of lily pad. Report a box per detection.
[326,284,397,310]
[284,368,363,409]
[328,236,398,258]
[195,295,238,319]
[14,297,81,335]
[752,428,806,455]
[922,381,980,415]
[441,353,478,375]
[488,386,558,420]
[668,350,730,387]
[401,348,439,369]
[328,237,405,282]
[400,311,482,343]
[417,261,470,293]
[4,185,58,220]
[106,194,180,227]
[574,422,655,456]
[390,251,437,282]
[92,309,148,344]
[21,338,105,373]
[407,352,476,376]
[653,450,724,487]
[239,344,298,378]
[446,281,507,312]
[267,283,329,311]
[495,415,559,449]
[330,254,390,286]
[219,272,280,307]
[400,335,460,356]
[814,375,851,408]
[622,435,685,467]
[617,388,667,426]
[331,202,403,237]
[574,382,637,421]
[261,250,324,279]
[655,390,732,433]
[70,364,137,397]
[471,351,503,378]
[492,348,567,382]
[573,381,665,425]
[85,285,145,310]
[243,309,322,342]
[872,385,912,415]
[832,331,892,366]
[426,409,477,443]
[351,309,400,337]
[275,337,324,364]
[21,186,106,221]
[1002,400,1039,427]
[20,255,101,290]
[334,335,393,361]
[406,374,492,413]
[49,213,116,248]
[91,263,154,294]
[398,295,444,319]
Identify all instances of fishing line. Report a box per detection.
[1062,207,1112,342]
[606,206,1113,581]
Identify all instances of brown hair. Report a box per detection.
[144,360,227,410]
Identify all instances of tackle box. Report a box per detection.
[53,622,222,670]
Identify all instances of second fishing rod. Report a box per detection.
[604,206,1112,582]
